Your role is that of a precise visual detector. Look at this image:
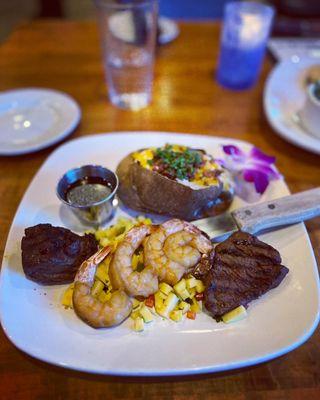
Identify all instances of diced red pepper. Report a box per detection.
[145,294,155,308]
[187,311,196,320]
[195,293,204,301]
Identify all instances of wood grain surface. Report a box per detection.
[0,21,319,400]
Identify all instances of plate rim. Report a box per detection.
[264,58,320,155]
[1,248,319,377]
[0,87,81,156]
[1,131,319,376]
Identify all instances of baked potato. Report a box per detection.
[116,144,234,221]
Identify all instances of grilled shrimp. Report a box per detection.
[144,219,212,285]
[73,246,132,328]
[109,225,158,297]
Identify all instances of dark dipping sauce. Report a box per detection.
[65,177,112,207]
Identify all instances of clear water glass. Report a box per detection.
[216,1,274,90]
[94,0,158,110]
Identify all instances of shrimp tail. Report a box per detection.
[75,245,112,284]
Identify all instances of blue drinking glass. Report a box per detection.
[216,1,275,90]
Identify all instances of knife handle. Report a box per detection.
[232,187,320,234]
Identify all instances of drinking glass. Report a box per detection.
[216,1,274,90]
[94,0,158,110]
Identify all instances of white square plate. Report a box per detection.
[0,132,319,376]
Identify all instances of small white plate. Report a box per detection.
[158,17,180,45]
[264,58,320,155]
[0,88,81,156]
[0,132,319,376]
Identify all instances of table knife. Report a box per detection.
[193,187,320,242]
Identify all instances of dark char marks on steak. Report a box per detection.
[204,231,289,320]
[21,224,98,285]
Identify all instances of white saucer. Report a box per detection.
[264,58,320,155]
[0,88,81,156]
[158,17,180,45]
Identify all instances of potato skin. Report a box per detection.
[116,152,233,221]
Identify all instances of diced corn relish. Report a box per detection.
[134,317,144,332]
[130,276,205,331]
[159,282,173,296]
[61,283,74,309]
[144,294,155,308]
[139,305,154,323]
[94,215,152,248]
[222,305,247,324]
[132,298,141,309]
[170,310,183,322]
[187,311,196,320]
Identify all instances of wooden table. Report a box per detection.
[0,21,319,399]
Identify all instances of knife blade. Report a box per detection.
[193,187,320,242]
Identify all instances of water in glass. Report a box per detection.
[106,47,153,110]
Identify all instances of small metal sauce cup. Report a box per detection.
[56,165,119,226]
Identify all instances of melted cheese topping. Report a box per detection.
[132,146,221,188]
[191,158,220,187]
[132,149,154,169]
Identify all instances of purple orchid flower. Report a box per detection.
[222,145,281,197]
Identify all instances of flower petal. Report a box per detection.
[244,161,280,177]
[250,147,276,164]
[222,144,280,198]
[234,176,262,203]
[222,145,243,156]
[243,169,269,194]
[243,169,255,182]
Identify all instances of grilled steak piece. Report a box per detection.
[204,231,289,320]
[21,224,98,285]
